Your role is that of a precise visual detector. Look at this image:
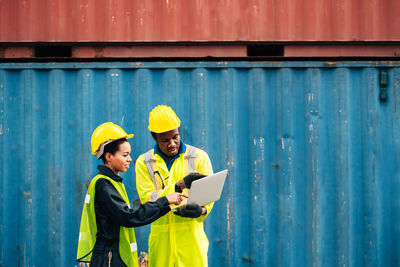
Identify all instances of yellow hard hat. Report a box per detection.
[91,122,134,159]
[148,105,181,133]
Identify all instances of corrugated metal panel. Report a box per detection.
[1,0,400,42]
[1,61,400,267]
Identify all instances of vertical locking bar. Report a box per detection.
[379,69,388,103]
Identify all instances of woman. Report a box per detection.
[77,122,186,267]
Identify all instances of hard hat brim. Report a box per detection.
[148,126,180,134]
[91,133,134,155]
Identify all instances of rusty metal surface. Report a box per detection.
[1,0,400,42]
[285,45,400,57]
[71,45,247,58]
[1,61,400,266]
[3,44,400,58]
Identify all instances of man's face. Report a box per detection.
[154,128,181,158]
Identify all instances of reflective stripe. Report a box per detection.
[85,194,90,204]
[150,190,159,202]
[144,146,197,196]
[79,232,82,241]
[185,145,197,173]
[188,157,196,173]
[130,242,137,252]
[144,150,158,189]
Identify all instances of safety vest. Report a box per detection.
[143,145,197,201]
[77,174,139,267]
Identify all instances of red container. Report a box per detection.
[1,0,400,42]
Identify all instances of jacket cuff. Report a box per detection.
[156,196,170,210]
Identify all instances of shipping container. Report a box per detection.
[1,0,400,42]
[0,61,400,267]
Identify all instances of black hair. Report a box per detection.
[100,138,128,163]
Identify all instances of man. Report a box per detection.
[135,105,214,267]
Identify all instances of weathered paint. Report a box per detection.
[285,45,400,57]
[1,0,400,42]
[3,45,400,59]
[71,45,247,58]
[0,61,400,267]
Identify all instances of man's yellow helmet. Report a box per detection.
[91,122,134,159]
[148,105,181,133]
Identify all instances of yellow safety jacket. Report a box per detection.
[77,174,139,267]
[135,144,213,267]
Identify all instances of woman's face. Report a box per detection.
[107,141,132,174]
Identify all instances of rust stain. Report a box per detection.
[324,62,338,66]
[242,255,254,264]
[132,198,141,206]
[94,46,104,58]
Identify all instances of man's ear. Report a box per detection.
[151,132,158,142]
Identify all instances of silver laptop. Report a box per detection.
[187,169,228,206]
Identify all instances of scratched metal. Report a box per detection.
[0,62,399,267]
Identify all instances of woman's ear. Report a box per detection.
[104,152,112,163]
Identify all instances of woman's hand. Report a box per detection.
[166,193,188,205]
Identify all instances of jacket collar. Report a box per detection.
[154,140,186,157]
[154,140,186,171]
[97,165,123,182]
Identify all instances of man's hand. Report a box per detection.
[174,203,203,218]
[181,172,207,189]
[175,172,206,192]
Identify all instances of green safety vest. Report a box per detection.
[77,174,139,267]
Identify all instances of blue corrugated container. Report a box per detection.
[0,61,399,267]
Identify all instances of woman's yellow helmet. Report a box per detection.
[91,122,134,159]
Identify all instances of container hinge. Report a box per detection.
[379,69,388,103]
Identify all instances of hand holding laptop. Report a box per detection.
[172,170,228,213]
[174,203,203,218]
[175,172,206,192]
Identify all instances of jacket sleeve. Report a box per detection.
[135,154,176,204]
[194,149,214,222]
[95,178,171,227]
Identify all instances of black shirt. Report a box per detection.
[94,165,170,244]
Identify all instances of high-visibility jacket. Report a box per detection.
[135,144,213,267]
[77,174,139,267]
